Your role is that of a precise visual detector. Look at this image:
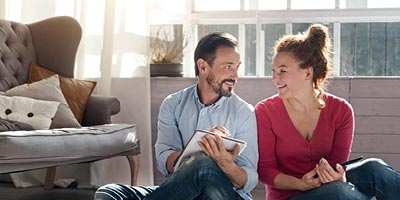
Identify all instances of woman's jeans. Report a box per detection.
[94,153,242,200]
[288,158,400,200]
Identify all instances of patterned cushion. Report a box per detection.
[0,95,59,130]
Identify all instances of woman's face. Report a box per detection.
[271,52,311,99]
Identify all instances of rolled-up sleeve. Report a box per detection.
[155,95,183,176]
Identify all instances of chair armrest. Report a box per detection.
[81,95,121,126]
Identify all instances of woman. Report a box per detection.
[255,24,400,200]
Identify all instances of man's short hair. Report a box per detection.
[194,32,239,76]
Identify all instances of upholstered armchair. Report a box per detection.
[0,16,140,190]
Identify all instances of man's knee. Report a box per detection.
[94,184,121,200]
[190,154,221,175]
[178,153,228,184]
[94,184,156,200]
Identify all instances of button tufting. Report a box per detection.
[27,112,34,117]
[5,109,12,115]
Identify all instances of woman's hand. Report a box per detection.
[298,168,322,191]
[316,158,346,183]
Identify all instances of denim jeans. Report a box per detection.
[94,184,158,200]
[288,158,400,200]
[94,153,243,200]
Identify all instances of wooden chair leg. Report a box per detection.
[126,154,140,185]
[44,167,57,191]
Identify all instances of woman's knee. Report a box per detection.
[347,158,391,175]
[321,182,365,198]
[291,182,367,200]
[361,158,389,169]
[348,158,387,170]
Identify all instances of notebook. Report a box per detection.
[173,129,247,170]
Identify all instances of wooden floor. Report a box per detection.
[0,182,95,200]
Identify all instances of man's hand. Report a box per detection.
[199,133,239,165]
[198,133,246,189]
[209,125,230,136]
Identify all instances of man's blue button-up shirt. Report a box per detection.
[155,85,258,199]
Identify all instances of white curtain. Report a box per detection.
[2,0,149,94]
[1,0,153,187]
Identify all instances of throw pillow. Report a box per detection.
[0,95,59,130]
[0,118,34,132]
[5,74,81,128]
[28,63,97,123]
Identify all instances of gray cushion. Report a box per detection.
[0,119,33,132]
[0,124,138,173]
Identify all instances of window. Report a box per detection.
[149,0,400,77]
[341,22,400,76]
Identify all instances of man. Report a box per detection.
[94,32,258,200]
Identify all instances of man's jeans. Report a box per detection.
[94,153,242,200]
[289,158,400,200]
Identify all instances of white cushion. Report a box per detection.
[0,95,59,130]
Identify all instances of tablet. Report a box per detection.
[173,130,247,170]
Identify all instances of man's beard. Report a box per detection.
[206,73,235,97]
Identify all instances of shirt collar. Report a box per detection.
[194,85,229,108]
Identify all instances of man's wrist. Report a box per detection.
[166,151,181,173]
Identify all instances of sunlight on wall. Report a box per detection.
[291,0,335,9]
[195,0,240,11]
[84,0,105,35]
[55,0,74,16]
[149,0,185,14]
[84,55,101,78]
[368,0,400,8]
[257,0,286,10]
[6,0,21,21]
[113,0,148,77]
[124,0,147,36]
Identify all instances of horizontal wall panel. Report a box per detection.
[151,77,196,102]
[235,78,275,106]
[326,77,350,101]
[352,135,400,154]
[235,77,351,106]
[350,153,400,171]
[351,98,400,116]
[150,77,196,185]
[150,77,400,184]
[355,116,400,134]
[351,78,400,98]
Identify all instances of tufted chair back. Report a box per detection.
[0,16,82,92]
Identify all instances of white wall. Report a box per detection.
[0,0,5,18]
[110,77,153,186]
